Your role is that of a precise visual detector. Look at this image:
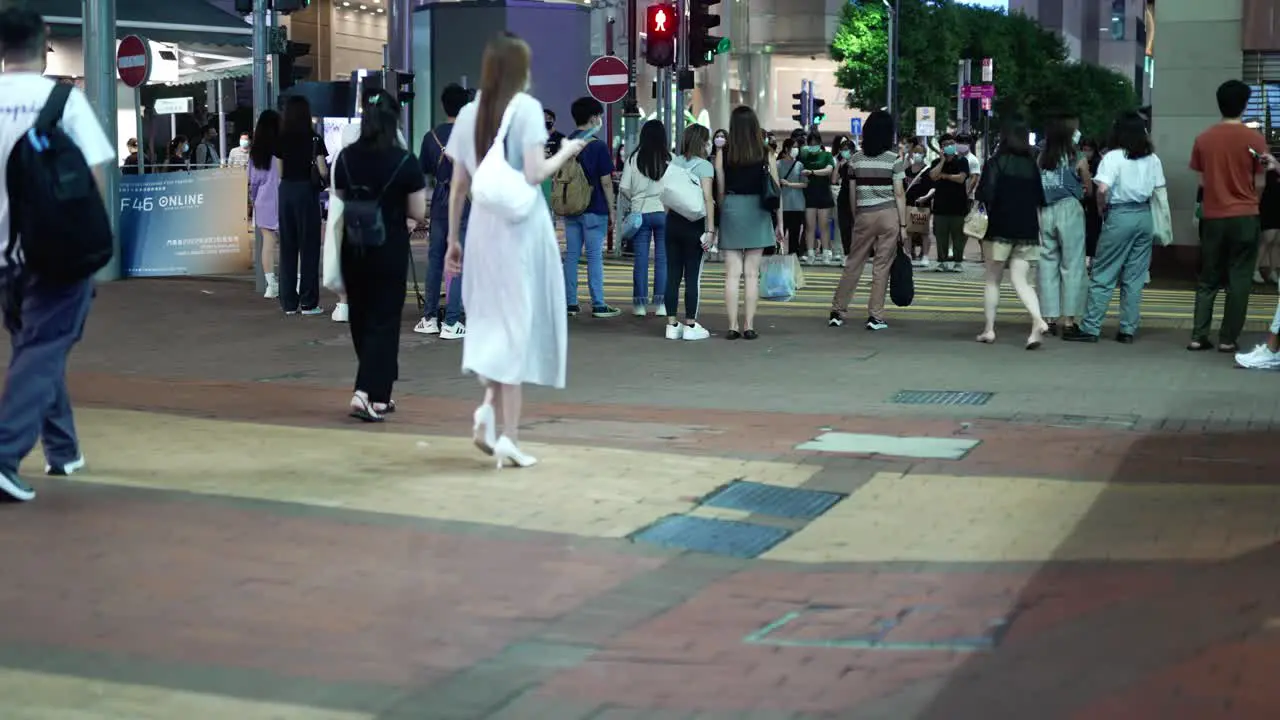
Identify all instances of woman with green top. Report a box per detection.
[715,106,784,340]
[778,137,807,257]
[800,131,836,265]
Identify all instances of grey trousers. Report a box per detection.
[1080,203,1153,336]
[1038,197,1087,319]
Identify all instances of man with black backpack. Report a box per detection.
[0,8,115,501]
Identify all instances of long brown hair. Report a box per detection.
[682,124,710,160]
[475,33,531,156]
[724,105,765,166]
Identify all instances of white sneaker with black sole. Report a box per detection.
[0,469,35,502]
[46,456,85,476]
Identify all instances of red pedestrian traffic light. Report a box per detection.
[645,3,677,68]
[648,4,676,38]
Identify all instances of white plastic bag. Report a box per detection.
[322,179,345,294]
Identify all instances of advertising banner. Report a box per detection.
[119,168,251,278]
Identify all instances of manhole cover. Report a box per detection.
[631,515,790,558]
[701,481,844,519]
[891,390,993,406]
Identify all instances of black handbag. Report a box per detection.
[889,243,915,307]
[760,161,780,212]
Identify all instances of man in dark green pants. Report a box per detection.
[1188,80,1276,352]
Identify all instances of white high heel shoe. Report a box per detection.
[492,436,537,469]
[472,404,497,455]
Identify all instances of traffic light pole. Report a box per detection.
[673,0,687,150]
[388,0,413,140]
[623,0,639,173]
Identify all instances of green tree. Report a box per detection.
[1030,63,1140,140]
[831,0,1135,136]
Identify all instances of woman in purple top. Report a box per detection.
[248,110,282,299]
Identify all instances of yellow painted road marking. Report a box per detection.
[763,472,1280,563]
[0,669,370,720]
[29,409,816,540]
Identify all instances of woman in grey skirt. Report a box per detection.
[713,106,785,340]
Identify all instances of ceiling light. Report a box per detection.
[342,1,349,5]
[377,7,383,11]
[359,4,367,8]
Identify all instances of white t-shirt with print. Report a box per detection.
[0,73,115,270]
[1095,149,1166,205]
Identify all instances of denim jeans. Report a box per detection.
[563,212,608,308]
[631,212,667,307]
[1080,203,1154,336]
[0,272,94,475]
[423,213,464,325]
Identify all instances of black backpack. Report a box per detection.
[6,84,113,283]
[339,151,407,249]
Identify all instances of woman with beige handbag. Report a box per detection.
[903,143,935,268]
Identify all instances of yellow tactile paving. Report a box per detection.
[0,669,369,720]
[764,472,1280,563]
[25,409,816,539]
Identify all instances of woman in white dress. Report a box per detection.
[443,33,586,468]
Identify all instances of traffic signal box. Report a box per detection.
[791,88,809,127]
[645,4,677,68]
[810,96,826,125]
[688,0,723,68]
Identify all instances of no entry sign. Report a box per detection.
[586,55,629,105]
[116,35,152,89]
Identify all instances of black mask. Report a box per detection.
[545,121,554,131]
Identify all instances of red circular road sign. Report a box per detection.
[116,35,152,89]
[586,55,629,105]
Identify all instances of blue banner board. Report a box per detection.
[119,168,251,278]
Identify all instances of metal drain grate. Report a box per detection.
[631,515,791,559]
[701,481,844,519]
[891,390,993,406]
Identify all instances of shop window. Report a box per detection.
[1243,52,1280,145]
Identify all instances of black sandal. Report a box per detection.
[726,330,742,340]
[743,329,759,340]
[1187,338,1213,351]
[1218,343,1239,354]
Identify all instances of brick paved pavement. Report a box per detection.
[1,278,1279,718]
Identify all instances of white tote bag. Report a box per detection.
[659,161,706,221]
[470,101,538,223]
[322,147,346,294]
[1150,185,1174,247]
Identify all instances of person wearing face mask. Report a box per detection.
[833,136,855,262]
[1035,116,1092,337]
[543,109,565,158]
[194,122,221,168]
[903,143,936,268]
[165,135,190,173]
[227,131,251,168]
[777,137,808,258]
[800,131,836,265]
[957,134,981,198]
[560,96,620,318]
[710,129,727,160]
[928,133,971,271]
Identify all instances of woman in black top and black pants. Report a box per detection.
[334,90,428,421]
[274,95,329,315]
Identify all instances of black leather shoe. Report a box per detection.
[1062,327,1099,343]
[1115,332,1135,344]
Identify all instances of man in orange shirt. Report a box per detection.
[1188,80,1277,352]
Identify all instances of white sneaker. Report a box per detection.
[665,323,683,340]
[440,322,466,339]
[414,317,440,335]
[914,258,931,269]
[1235,344,1280,370]
[1254,271,1267,284]
[46,455,86,476]
[331,303,349,323]
[934,262,949,272]
[633,303,647,317]
[300,306,325,316]
[681,322,710,341]
[822,250,835,265]
[654,304,667,317]
[264,274,279,299]
[802,253,815,265]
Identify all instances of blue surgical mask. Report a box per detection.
[943,145,957,156]
[840,150,851,159]
[1072,129,1082,145]
[182,143,189,153]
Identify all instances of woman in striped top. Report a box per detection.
[828,110,907,331]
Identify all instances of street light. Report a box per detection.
[882,0,898,134]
